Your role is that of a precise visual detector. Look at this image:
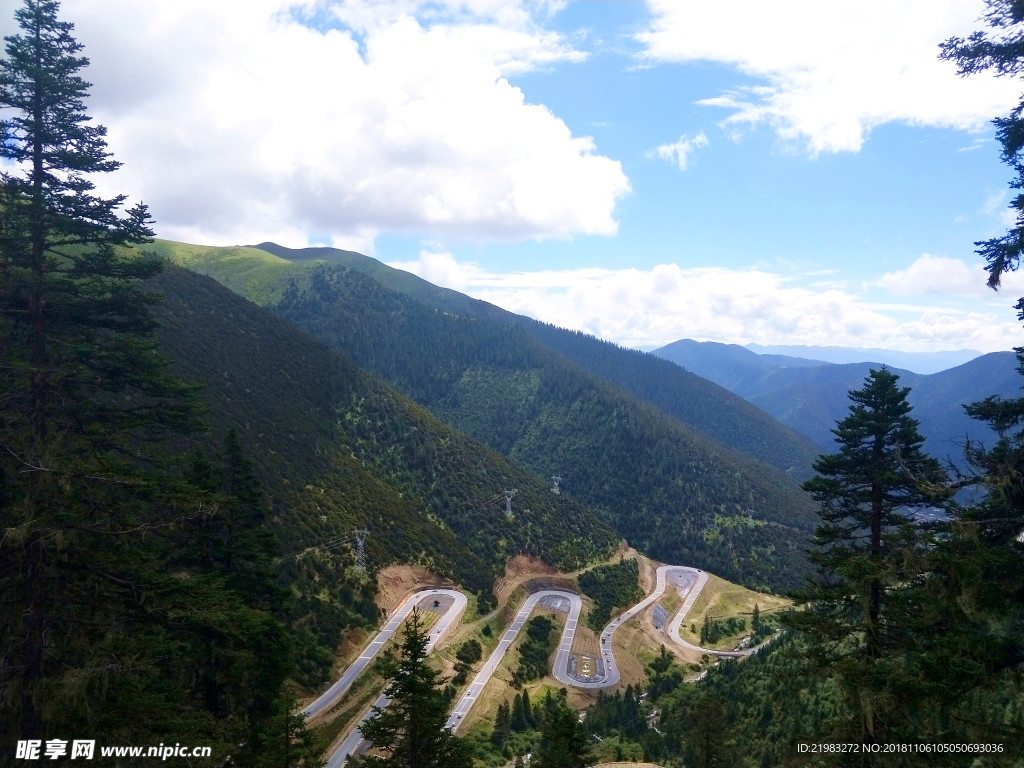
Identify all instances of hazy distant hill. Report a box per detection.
[148,239,820,592]
[654,339,1019,462]
[745,343,982,374]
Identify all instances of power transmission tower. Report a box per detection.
[503,489,516,519]
[550,475,562,493]
[353,528,369,574]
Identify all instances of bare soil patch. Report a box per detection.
[375,564,445,613]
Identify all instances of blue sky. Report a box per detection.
[8,0,1024,353]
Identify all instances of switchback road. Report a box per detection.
[446,590,581,732]
[322,562,755,764]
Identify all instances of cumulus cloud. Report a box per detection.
[388,253,1022,353]
[650,132,709,170]
[877,253,1024,298]
[57,0,629,249]
[636,0,1021,155]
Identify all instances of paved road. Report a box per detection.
[583,564,753,690]
[322,589,467,768]
[662,567,752,658]
[583,565,680,689]
[445,590,580,732]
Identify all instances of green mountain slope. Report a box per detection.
[149,241,818,592]
[248,241,820,478]
[148,264,619,684]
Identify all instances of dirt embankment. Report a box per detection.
[493,555,558,604]
[375,564,446,614]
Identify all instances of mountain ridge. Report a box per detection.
[147,239,820,592]
[148,263,620,683]
[242,240,821,478]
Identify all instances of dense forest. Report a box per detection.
[0,1,616,760]
[248,241,821,479]
[196,258,819,592]
[577,558,643,633]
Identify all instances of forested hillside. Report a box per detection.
[150,244,819,592]
[156,239,820,477]
[149,265,620,683]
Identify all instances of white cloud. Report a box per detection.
[54,0,629,249]
[877,253,1024,298]
[650,132,709,170]
[388,253,1023,353]
[388,249,486,292]
[637,0,1021,155]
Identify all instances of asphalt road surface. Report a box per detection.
[445,589,581,732]
[663,567,752,658]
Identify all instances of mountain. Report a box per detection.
[654,339,1020,462]
[148,264,620,684]
[654,339,827,392]
[745,343,982,374]
[247,242,821,479]
[147,239,820,592]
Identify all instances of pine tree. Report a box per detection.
[0,0,200,742]
[789,368,947,755]
[492,701,511,745]
[533,690,594,768]
[511,692,529,731]
[941,1,1024,309]
[0,5,314,760]
[356,610,470,768]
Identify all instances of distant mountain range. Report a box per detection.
[653,339,1020,464]
[744,344,984,375]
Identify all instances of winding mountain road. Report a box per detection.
[304,588,467,720]
[445,590,581,730]
[317,562,757,764]
[663,567,752,658]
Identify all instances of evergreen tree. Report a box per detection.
[357,610,470,768]
[941,0,1024,309]
[937,7,1024,752]
[0,0,200,742]
[789,368,946,755]
[511,692,529,732]
[684,696,733,768]
[523,688,536,729]
[534,691,594,768]
[0,5,316,761]
[492,701,511,745]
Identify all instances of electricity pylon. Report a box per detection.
[353,528,369,574]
